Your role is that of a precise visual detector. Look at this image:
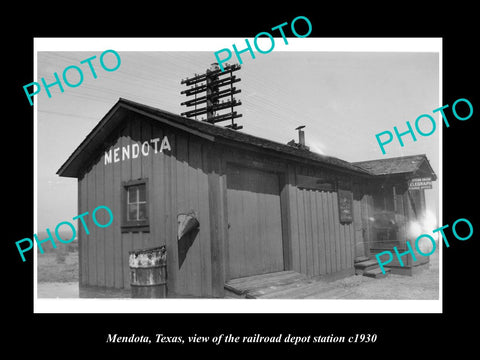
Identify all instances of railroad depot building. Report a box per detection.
[57,98,437,298]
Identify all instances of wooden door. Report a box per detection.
[226,165,284,279]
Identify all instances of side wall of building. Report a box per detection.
[202,143,365,287]
[76,112,375,296]
[77,113,216,297]
[286,165,357,278]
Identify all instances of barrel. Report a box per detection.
[129,245,167,298]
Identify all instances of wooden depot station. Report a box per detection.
[57,97,437,298]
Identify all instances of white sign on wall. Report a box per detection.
[408,177,432,190]
[104,136,171,165]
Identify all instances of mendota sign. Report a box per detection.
[104,136,172,165]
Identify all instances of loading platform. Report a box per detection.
[224,269,382,299]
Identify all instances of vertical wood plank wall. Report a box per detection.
[77,114,213,297]
[76,113,372,296]
[207,146,227,297]
[288,169,355,278]
[225,165,284,279]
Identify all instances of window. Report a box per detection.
[127,185,147,221]
[122,179,149,232]
[373,185,395,212]
[372,184,398,245]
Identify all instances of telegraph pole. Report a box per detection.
[180,63,243,130]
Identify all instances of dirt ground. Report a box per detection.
[37,251,130,298]
[37,250,439,300]
[306,251,439,299]
[37,251,79,298]
[37,251,78,283]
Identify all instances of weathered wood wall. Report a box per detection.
[225,164,284,279]
[288,185,355,277]
[78,113,214,296]
[284,165,357,278]
[77,112,375,297]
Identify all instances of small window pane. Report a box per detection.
[138,203,147,220]
[128,187,137,204]
[123,181,149,230]
[128,204,138,221]
[138,184,146,202]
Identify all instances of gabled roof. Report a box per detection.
[57,97,372,178]
[353,154,437,180]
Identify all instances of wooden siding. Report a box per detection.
[206,146,228,297]
[226,164,284,279]
[76,111,417,296]
[77,113,214,297]
[288,173,355,278]
[78,171,87,285]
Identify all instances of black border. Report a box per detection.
[8,5,479,354]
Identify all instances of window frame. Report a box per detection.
[121,178,150,233]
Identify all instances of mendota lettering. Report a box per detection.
[104,136,171,165]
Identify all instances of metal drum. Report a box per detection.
[129,245,167,298]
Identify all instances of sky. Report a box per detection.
[35,38,441,230]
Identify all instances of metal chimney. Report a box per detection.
[296,125,306,146]
[287,126,309,150]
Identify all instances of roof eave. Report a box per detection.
[56,97,378,179]
[56,100,124,178]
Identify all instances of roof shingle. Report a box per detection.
[57,98,371,177]
[353,154,437,180]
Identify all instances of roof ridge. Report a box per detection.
[352,153,427,164]
[118,97,368,174]
[58,97,372,177]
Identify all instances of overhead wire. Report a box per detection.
[35,51,353,152]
